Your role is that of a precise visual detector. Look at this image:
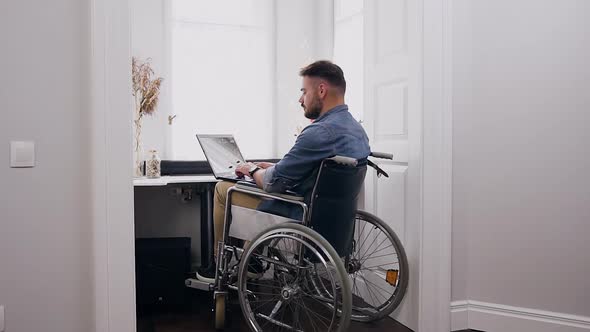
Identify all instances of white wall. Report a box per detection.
[0,0,93,331]
[452,0,590,323]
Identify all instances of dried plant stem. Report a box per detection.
[134,99,143,176]
[134,116,143,177]
[131,57,163,177]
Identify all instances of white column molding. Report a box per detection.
[90,0,136,331]
[419,0,453,330]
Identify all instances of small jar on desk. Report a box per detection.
[146,149,161,178]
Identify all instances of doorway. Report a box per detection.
[89,0,452,331]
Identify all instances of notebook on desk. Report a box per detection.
[196,134,256,184]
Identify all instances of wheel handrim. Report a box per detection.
[239,229,349,332]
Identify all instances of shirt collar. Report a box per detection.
[314,104,348,122]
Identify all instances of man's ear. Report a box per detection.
[318,83,327,98]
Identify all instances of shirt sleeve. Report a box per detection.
[262,124,335,193]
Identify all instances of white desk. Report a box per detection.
[133,175,217,187]
[133,174,218,268]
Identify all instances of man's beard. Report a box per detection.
[303,97,322,120]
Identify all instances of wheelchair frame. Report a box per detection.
[185,154,408,331]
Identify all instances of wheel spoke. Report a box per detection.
[361,244,396,264]
[359,226,382,261]
[360,235,389,262]
[359,271,395,298]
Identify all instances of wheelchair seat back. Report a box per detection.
[308,157,367,257]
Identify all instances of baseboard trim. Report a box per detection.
[451,300,590,332]
[451,301,469,331]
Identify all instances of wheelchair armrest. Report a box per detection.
[327,155,358,167]
[235,181,304,202]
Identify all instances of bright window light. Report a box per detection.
[170,0,274,160]
[334,0,364,122]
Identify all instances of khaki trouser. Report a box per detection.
[213,181,262,257]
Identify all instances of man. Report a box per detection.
[197,60,370,282]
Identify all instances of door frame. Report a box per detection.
[419,0,453,330]
[90,0,452,331]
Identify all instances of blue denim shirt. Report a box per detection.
[258,104,370,219]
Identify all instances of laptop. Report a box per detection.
[196,134,255,183]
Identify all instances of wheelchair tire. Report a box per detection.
[347,210,409,322]
[215,293,226,330]
[238,223,352,332]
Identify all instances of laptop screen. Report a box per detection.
[196,134,246,178]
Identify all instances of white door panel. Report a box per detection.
[335,0,419,328]
[375,0,407,58]
[364,0,418,328]
[375,82,407,136]
[365,0,410,165]
[375,165,407,244]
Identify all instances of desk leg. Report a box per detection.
[201,183,215,268]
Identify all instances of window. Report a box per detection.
[170,0,275,160]
[333,0,364,122]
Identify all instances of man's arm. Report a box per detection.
[261,124,334,193]
[235,162,274,189]
[251,161,274,188]
[235,124,334,192]
[251,168,266,188]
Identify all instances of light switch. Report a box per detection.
[10,141,35,168]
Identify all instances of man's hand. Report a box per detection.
[235,162,257,178]
[254,161,275,169]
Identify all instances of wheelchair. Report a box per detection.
[197,153,408,331]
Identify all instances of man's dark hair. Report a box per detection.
[299,60,346,94]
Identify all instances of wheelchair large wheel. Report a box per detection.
[346,210,409,322]
[238,223,352,332]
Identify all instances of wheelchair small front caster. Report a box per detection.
[214,293,226,330]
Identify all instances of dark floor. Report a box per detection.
[137,289,413,332]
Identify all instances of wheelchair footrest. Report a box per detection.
[185,278,213,291]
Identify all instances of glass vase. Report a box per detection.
[134,117,143,177]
